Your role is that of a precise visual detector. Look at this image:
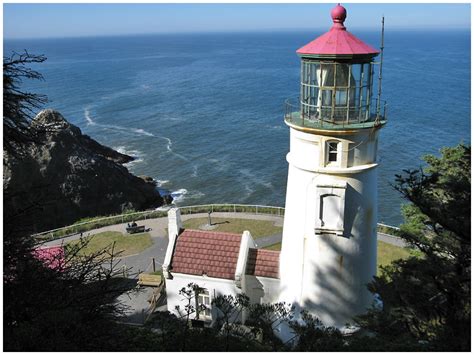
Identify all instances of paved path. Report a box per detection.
[378,232,407,247]
[42,212,406,276]
[254,233,282,248]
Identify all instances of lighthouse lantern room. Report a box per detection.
[285,4,387,129]
[279,3,387,332]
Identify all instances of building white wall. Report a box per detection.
[279,126,380,328]
[166,273,241,320]
[164,227,283,325]
[162,208,182,279]
[243,275,280,305]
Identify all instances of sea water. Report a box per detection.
[4,29,470,225]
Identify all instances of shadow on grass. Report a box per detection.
[210,221,230,226]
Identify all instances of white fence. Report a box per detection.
[32,203,399,242]
[32,204,285,241]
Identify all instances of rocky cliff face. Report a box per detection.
[4,109,167,233]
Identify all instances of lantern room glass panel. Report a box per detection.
[300,60,374,123]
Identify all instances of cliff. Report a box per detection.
[4,109,167,233]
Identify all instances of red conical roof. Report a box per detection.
[297,4,379,58]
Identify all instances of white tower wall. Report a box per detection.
[279,126,380,327]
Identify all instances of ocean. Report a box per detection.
[4,29,470,226]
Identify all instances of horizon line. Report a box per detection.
[4,26,471,41]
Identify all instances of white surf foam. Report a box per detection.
[114,146,143,157]
[124,158,144,168]
[155,180,170,187]
[170,189,205,204]
[244,184,255,198]
[85,108,190,166]
[155,135,190,162]
[239,168,275,192]
[188,191,205,199]
[132,128,154,137]
[84,108,155,138]
[113,146,145,168]
[170,188,188,203]
[85,108,96,126]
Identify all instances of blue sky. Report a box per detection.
[3,3,471,39]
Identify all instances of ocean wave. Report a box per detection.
[170,188,188,203]
[113,146,145,167]
[244,184,255,198]
[124,158,144,167]
[188,191,205,199]
[262,181,274,189]
[166,116,186,122]
[172,189,206,204]
[85,108,95,126]
[155,179,170,187]
[84,108,189,164]
[84,108,155,138]
[240,168,272,185]
[132,128,154,137]
[269,125,284,130]
[155,135,190,162]
[114,146,143,157]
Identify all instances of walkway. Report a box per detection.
[43,212,405,276]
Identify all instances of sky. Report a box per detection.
[3,2,471,39]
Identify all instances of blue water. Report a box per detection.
[4,29,470,225]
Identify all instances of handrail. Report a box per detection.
[285,97,387,129]
[32,204,286,242]
[32,203,400,242]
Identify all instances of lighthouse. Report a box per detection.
[279,4,387,328]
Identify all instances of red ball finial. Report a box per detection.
[331,3,347,24]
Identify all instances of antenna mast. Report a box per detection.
[376,16,385,120]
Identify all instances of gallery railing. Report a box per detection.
[284,98,387,130]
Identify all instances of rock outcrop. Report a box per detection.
[4,109,167,233]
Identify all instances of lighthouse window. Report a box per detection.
[335,64,350,86]
[328,142,339,163]
[300,60,374,123]
[335,90,347,106]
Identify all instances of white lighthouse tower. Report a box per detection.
[279,4,387,328]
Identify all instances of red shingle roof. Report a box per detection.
[170,229,242,280]
[246,248,280,279]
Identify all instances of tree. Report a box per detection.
[357,144,471,351]
[212,293,251,351]
[3,50,48,150]
[246,301,294,350]
[173,282,207,351]
[3,235,137,351]
[288,310,345,351]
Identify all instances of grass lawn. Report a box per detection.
[67,231,153,257]
[377,240,421,273]
[263,240,420,275]
[182,217,282,239]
